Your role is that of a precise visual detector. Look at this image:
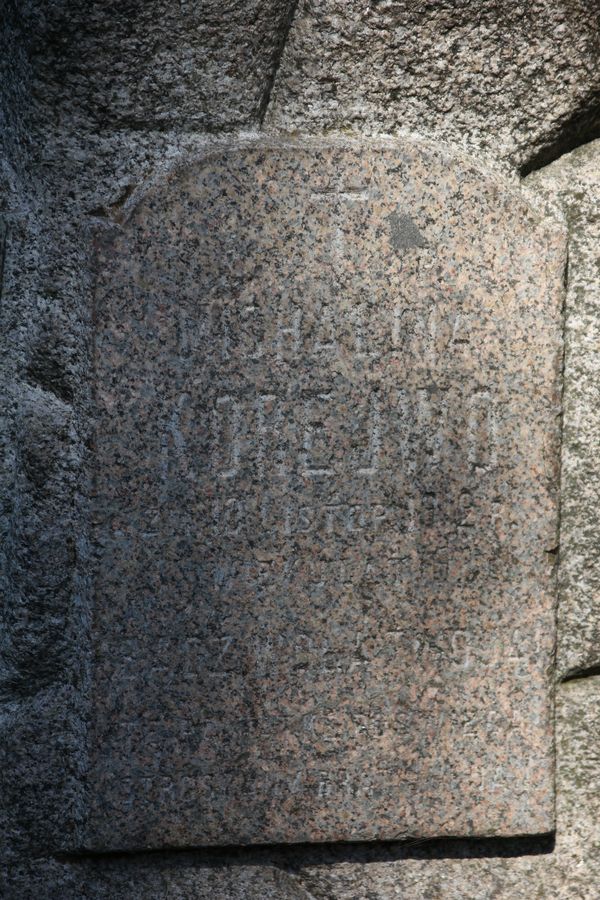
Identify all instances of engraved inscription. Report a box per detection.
[89,141,564,850]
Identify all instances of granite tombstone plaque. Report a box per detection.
[88,139,565,849]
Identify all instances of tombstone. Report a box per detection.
[87,138,565,849]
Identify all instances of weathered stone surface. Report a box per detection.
[266,1,600,171]
[4,0,600,895]
[0,174,88,864]
[291,677,600,900]
[83,863,313,900]
[88,137,564,849]
[0,859,312,900]
[3,677,600,898]
[526,141,600,679]
[7,0,297,134]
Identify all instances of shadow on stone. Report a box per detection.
[57,832,555,869]
[520,98,600,176]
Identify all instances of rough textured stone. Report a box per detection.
[0,859,313,900]
[266,0,600,171]
[88,137,564,849]
[2,1,600,896]
[1,0,305,867]
[83,863,313,900]
[290,677,600,900]
[0,170,89,864]
[3,677,600,898]
[526,141,600,679]
[0,4,95,867]
[7,0,297,135]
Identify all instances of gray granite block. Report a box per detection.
[265,0,600,171]
[527,141,600,679]
[5,0,298,134]
[0,859,313,900]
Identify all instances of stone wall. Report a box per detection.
[2,2,600,897]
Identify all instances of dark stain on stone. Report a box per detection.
[26,336,74,404]
[387,208,428,252]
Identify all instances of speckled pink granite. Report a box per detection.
[87,138,565,849]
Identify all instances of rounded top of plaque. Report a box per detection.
[104,134,564,237]
[89,136,565,850]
